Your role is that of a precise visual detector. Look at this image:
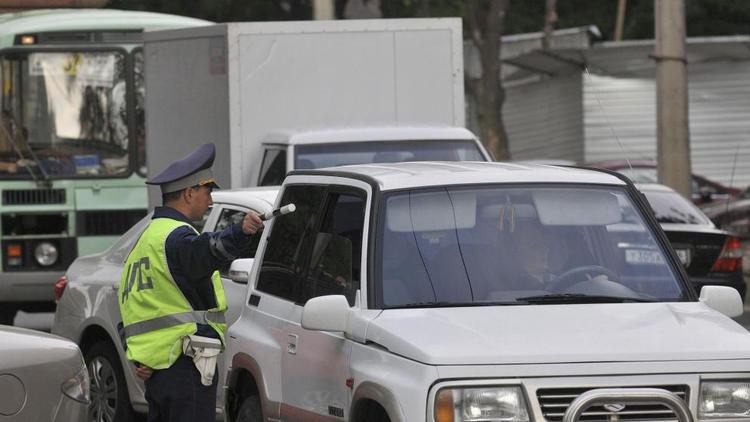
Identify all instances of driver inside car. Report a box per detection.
[510,220,556,289]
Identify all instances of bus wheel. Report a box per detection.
[0,306,17,325]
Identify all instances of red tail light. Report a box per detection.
[54,275,68,302]
[710,236,743,273]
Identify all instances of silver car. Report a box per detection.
[0,324,89,421]
[51,187,278,422]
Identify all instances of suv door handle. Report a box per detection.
[287,334,298,355]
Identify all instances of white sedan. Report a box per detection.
[51,187,278,422]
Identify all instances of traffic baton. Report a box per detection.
[260,204,296,221]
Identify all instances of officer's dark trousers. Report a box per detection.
[144,354,217,422]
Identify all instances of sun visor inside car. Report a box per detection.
[533,189,622,226]
[386,190,476,232]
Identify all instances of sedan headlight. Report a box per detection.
[61,364,90,404]
[699,381,750,419]
[435,386,530,422]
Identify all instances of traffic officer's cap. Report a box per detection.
[146,143,221,194]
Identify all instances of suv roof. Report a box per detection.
[291,161,626,191]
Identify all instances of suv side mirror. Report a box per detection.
[302,295,350,332]
[700,286,743,318]
[228,258,255,283]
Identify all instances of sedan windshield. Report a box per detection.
[0,51,130,178]
[375,185,686,308]
[295,139,485,169]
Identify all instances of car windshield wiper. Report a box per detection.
[386,300,526,309]
[516,293,658,304]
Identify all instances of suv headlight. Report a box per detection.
[61,363,90,404]
[435,386,530,422]
[699,381,750,419]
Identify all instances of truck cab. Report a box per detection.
[224,161,748,422]
[254,126,491,186]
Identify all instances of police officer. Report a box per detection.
[118,143,263,422]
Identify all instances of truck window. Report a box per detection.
[258,148,287,186]
[294,139,486,169]
[300,191,366,306]
[256,185,326,302]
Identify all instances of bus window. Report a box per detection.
[0,51,130,178]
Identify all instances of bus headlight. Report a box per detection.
[435,386,530,422]
[699,381,750,418]
[34,242,58,267]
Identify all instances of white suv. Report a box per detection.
[225,162,750,422]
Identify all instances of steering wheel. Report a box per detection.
[546,265,620,293]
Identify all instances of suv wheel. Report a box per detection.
[236,395,263,422]
[85,341,140,422]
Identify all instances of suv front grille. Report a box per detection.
[537,385,689,421]
[3,189,66,205]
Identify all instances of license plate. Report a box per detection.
[625,249,665,265]
[675,248,691,266]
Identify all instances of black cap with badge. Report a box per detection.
[146,143,221,194]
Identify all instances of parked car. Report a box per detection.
[587,160,740,205]
[703,185,750,238]
[51,186,278,422]
[0,324,89,421]
[224,162,748,422]
[635,183,745,301]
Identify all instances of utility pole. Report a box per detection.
[614,0,627,41]
[313,0,335,20]
[654,0,692,198]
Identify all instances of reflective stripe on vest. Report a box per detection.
[118,217,227,369]
[123,310,226,338]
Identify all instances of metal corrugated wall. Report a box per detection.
[503,73,584,162]
[584,60,750,188]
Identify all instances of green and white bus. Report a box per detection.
[0,9,209,324]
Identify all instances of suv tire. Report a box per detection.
[236,395,263,422]
[85,341,141,422]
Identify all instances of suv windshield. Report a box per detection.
[0,51,130,178]
[295,139,485,169]
[376,185,686,308]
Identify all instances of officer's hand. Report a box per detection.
[135,364,153,380]
[242,212,264,235]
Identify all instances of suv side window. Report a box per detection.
[215,207,263,277]
[300,190,366,306]
[258,148,287,186]
[256,185,326,301]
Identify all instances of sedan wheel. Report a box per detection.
[85,341,139,422]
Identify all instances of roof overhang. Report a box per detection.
[503,35,750,79]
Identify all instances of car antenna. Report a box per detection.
[583,66,633,174]
[722,143,740,217]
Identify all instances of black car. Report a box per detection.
[638,183,746,301]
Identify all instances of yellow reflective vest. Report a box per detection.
[118,217,227,369]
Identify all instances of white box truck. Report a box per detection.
[143,18,490,205]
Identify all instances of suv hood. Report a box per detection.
[364,302,750,365]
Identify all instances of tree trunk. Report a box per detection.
[343,0,381,19]
[466,0,511,160]
[543,0,558,49]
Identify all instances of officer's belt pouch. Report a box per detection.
[182,335,222,386]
